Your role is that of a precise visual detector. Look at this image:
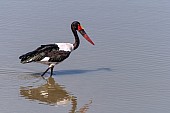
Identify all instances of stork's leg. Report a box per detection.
[41,67,50,77]
[50,66,54,76]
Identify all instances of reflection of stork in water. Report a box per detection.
[20,77,92,113]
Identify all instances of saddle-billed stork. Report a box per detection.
[19,21,94,76]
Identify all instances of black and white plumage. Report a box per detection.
[19,21,94,76]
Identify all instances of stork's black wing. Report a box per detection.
[19,44,60,63]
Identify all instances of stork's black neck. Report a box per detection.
[72,27,80,50]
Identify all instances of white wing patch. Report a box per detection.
[55,43,74,52]
[40,57,50,62]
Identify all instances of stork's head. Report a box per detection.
[71,21,95,45]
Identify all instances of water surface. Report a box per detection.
[0,0,170,113]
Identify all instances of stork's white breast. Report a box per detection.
[55,43,74,52]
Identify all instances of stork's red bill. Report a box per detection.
[78,25,95,45]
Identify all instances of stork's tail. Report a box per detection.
[19,51,37,64]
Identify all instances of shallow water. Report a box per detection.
[0,0,170,113]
